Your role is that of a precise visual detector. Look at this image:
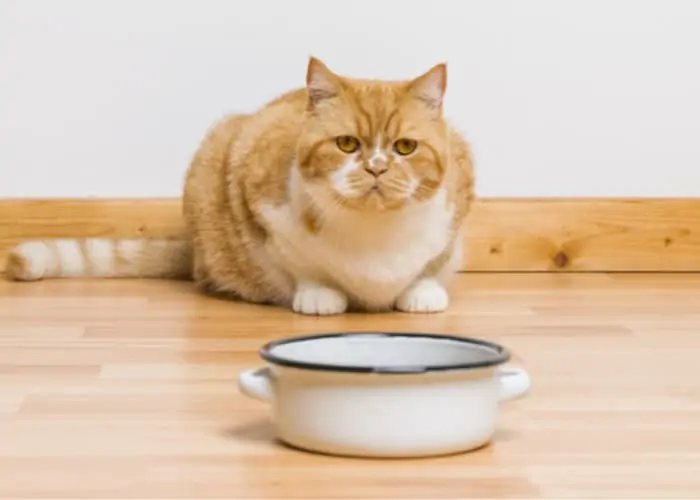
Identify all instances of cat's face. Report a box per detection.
[296,58,449,212]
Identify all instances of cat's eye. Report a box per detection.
[336,135,361,154]
[393,138,418,156]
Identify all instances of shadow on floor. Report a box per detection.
[222,418,275,443]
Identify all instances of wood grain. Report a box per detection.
[1,274,699,498]
[467,198,700,271]
[2,198,700,272]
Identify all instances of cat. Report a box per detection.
[6,57,475,316]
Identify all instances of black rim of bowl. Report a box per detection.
[259,331,511,374]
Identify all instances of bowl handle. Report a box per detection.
[498,366,531,402]
[238,367,274,402]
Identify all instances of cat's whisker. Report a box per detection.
[380,178,414,195]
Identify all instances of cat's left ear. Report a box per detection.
[408,63,447,112]
[306,56,341,109]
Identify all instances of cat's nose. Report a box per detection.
[364,162,388,177]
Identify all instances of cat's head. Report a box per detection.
[296,57,449,212]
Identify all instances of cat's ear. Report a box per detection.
[408,63,447,112]
[306,57,341,108]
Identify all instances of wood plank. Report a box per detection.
[467,198,700,271]
[1,198,700,272]
[1,274,700,498]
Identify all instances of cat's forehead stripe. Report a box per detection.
[345,85,406,143]
[383,108,401,140]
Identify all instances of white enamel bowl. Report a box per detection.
[238,332,531,458]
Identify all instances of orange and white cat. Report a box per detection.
[7,58,475,315]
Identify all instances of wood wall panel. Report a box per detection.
[2,198,699,272]
[466,199,700,271]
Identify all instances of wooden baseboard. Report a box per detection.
[1,198,699,272]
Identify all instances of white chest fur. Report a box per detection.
[258,172,454,309]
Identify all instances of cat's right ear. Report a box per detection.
[408,63,447,113]
[306,57,340,108]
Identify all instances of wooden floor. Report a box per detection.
[1,274,699,499]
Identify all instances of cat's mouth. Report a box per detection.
[338,182,407,212]
[366,184,384,198]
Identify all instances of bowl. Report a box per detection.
[238,331,531,458]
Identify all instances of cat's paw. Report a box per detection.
[293,283,348,316]
[395,278,449,313]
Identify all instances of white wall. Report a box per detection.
[1,0,699,198]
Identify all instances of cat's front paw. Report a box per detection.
[293,283,348,316]
[395,278,449,313]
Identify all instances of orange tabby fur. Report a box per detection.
[7,58,475,315]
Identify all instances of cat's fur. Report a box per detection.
[6,58,475,315]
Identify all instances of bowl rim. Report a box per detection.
[259,331,511,374]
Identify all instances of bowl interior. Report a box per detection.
[262,333,509,373]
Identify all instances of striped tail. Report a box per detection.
[6,238,193,281]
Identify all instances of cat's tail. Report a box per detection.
[6,238,193,281]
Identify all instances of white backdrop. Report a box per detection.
[1,0,699,198]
